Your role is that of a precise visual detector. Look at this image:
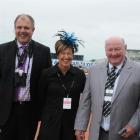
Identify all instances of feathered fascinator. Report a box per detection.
[56,30,84,53]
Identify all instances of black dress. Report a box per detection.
[37,64,86,140]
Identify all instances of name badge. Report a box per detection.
[105,89,113,94]
[104,96,112,101]
[63,98,72,109]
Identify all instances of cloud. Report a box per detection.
[0,0,140,60]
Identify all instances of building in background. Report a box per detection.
[51,49,140,74]
[51,53,93,75]
[93,49,140,64]
[126,49,140,62]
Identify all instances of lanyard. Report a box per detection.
[57,72,75,97]
[16,48,31,75]
[107,58,126,79]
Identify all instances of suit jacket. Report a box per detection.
[0,40,52,126]
[74,59,140,140]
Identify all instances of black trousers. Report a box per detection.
[98,127,109,140]
[0,102,36,140]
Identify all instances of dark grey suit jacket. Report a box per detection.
[0,40,52,127]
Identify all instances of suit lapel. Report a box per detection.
[30,41,39,78]
[112,60,132,104]
[99,61,108,103]
[7,41,17,72]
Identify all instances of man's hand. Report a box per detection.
[121,124,136,138]
[75,130,85,140]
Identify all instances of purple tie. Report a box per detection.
[18,45,28,69]
[15,45,28,101]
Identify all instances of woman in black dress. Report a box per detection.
[37,30,86,140]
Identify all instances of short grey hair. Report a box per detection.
[14,14,35,29]
[105,36,126,47]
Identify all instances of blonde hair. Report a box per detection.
[55,40,74,56]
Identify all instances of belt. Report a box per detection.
[13,101,31,105]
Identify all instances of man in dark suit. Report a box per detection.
[0,14,52,140]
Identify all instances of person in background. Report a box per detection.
[74,36,140,140]
[0,14,52,140]
[37,30,86,140]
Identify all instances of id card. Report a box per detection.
[63,98,72,109]
[104,96,112,101]
[105,89,113,94]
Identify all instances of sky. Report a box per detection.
[0,0,140,61]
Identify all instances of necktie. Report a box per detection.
[103,66,116,117]
[18,46,28,68]
[15,45,28,101]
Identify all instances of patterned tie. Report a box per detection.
[103,66,116,117]
[18,45,28,68]
[15,45,28,101]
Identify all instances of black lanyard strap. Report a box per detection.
[17,47,29,67]
[107,58,126,80]
[16,52,31,76]
[57,72,75,97]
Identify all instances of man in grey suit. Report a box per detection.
[74,36,140,140]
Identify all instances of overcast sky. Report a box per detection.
[0,0,140,60]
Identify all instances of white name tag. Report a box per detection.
[63,98,72,109]
[104,96,112,101]
[105,89,113,94]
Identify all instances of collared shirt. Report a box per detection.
[101,62,124,131]
[15,41,33,101]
